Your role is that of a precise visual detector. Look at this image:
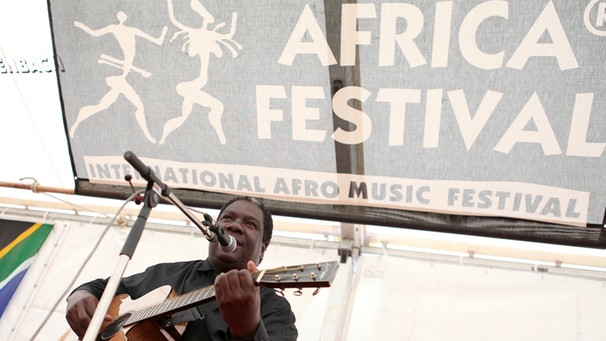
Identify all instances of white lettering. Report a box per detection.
[507,1,578,70]
[423,89,443,148]
[596,3,606,26]
[332,86,373,144]
[292,86,327,142]
[340,3,376,66]
[379,3,426,67]
[255,86,602,160]
[376,88,421,146]
[278,4,337,66]
[495,92,561,155]
[256,85,287,139]
[566,93,605,157]
[459,1,508,70]
[431,1,453,68]
[448,89,504,150]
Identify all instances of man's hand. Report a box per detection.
[65,290,111,339]
[214,261,261,339]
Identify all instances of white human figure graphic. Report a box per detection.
[69,11,167,144]
[159,0,242,145]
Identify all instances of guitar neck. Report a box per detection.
[126,284,216,326]
[123,261,339,326]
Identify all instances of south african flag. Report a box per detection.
[0,219,53,318]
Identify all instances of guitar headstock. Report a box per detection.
[254,261,339,290]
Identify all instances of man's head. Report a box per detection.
[207,196,273,273]
[219,196,273,245]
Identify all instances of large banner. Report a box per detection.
[48,1,606,230]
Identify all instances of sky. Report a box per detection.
[1,1,72,191]
[0,0,149,210]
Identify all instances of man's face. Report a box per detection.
[208,199,267,273]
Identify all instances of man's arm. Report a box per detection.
[214,261,298,340]
[65,288,111,339]
[214,261,262,338]
[64,261,201,339]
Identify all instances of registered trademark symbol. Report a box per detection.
[584,0,606,36]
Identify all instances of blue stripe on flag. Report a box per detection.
[0,267,28,317]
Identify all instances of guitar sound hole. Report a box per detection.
[100,313,131,340]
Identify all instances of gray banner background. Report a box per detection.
[49,0,606,225]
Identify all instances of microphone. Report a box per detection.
[217,233,237,253]
[123,151,236,252]
[123,151,169,195]
[209,221,237,253]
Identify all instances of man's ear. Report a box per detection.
[258,242,268,264]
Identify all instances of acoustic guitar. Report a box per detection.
[61,261,339,341]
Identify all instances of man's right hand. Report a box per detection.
[65,290,111,339]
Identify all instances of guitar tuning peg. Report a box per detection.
[276,288,285,298]
[313,288,320,296]
[294,288,303,296]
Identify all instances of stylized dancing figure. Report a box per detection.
[159,0,242,145]
[70,11,167,144]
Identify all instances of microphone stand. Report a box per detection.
[82,180,158,341]
[83,150,228,340]
[122,150,222,243]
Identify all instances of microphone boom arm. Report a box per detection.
[165,190,216,240]
[124,150,217,242]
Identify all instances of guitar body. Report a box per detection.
[110,320,175,341]
[61,285,186,341]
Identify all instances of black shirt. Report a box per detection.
[75,259,298,340]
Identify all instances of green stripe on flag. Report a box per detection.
[0,223,53,282]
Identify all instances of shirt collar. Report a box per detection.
[197,259,216,274]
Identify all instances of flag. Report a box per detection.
[0,219,53,317]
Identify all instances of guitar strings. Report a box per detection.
[119,261,336,328]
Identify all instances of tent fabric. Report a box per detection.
[1,218,605,341]
[348,254,606,341]
[0,219,337,341]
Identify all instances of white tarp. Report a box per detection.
[1,219,605,340]
[0,220,337,341]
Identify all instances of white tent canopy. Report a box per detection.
[1,209,605,341]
